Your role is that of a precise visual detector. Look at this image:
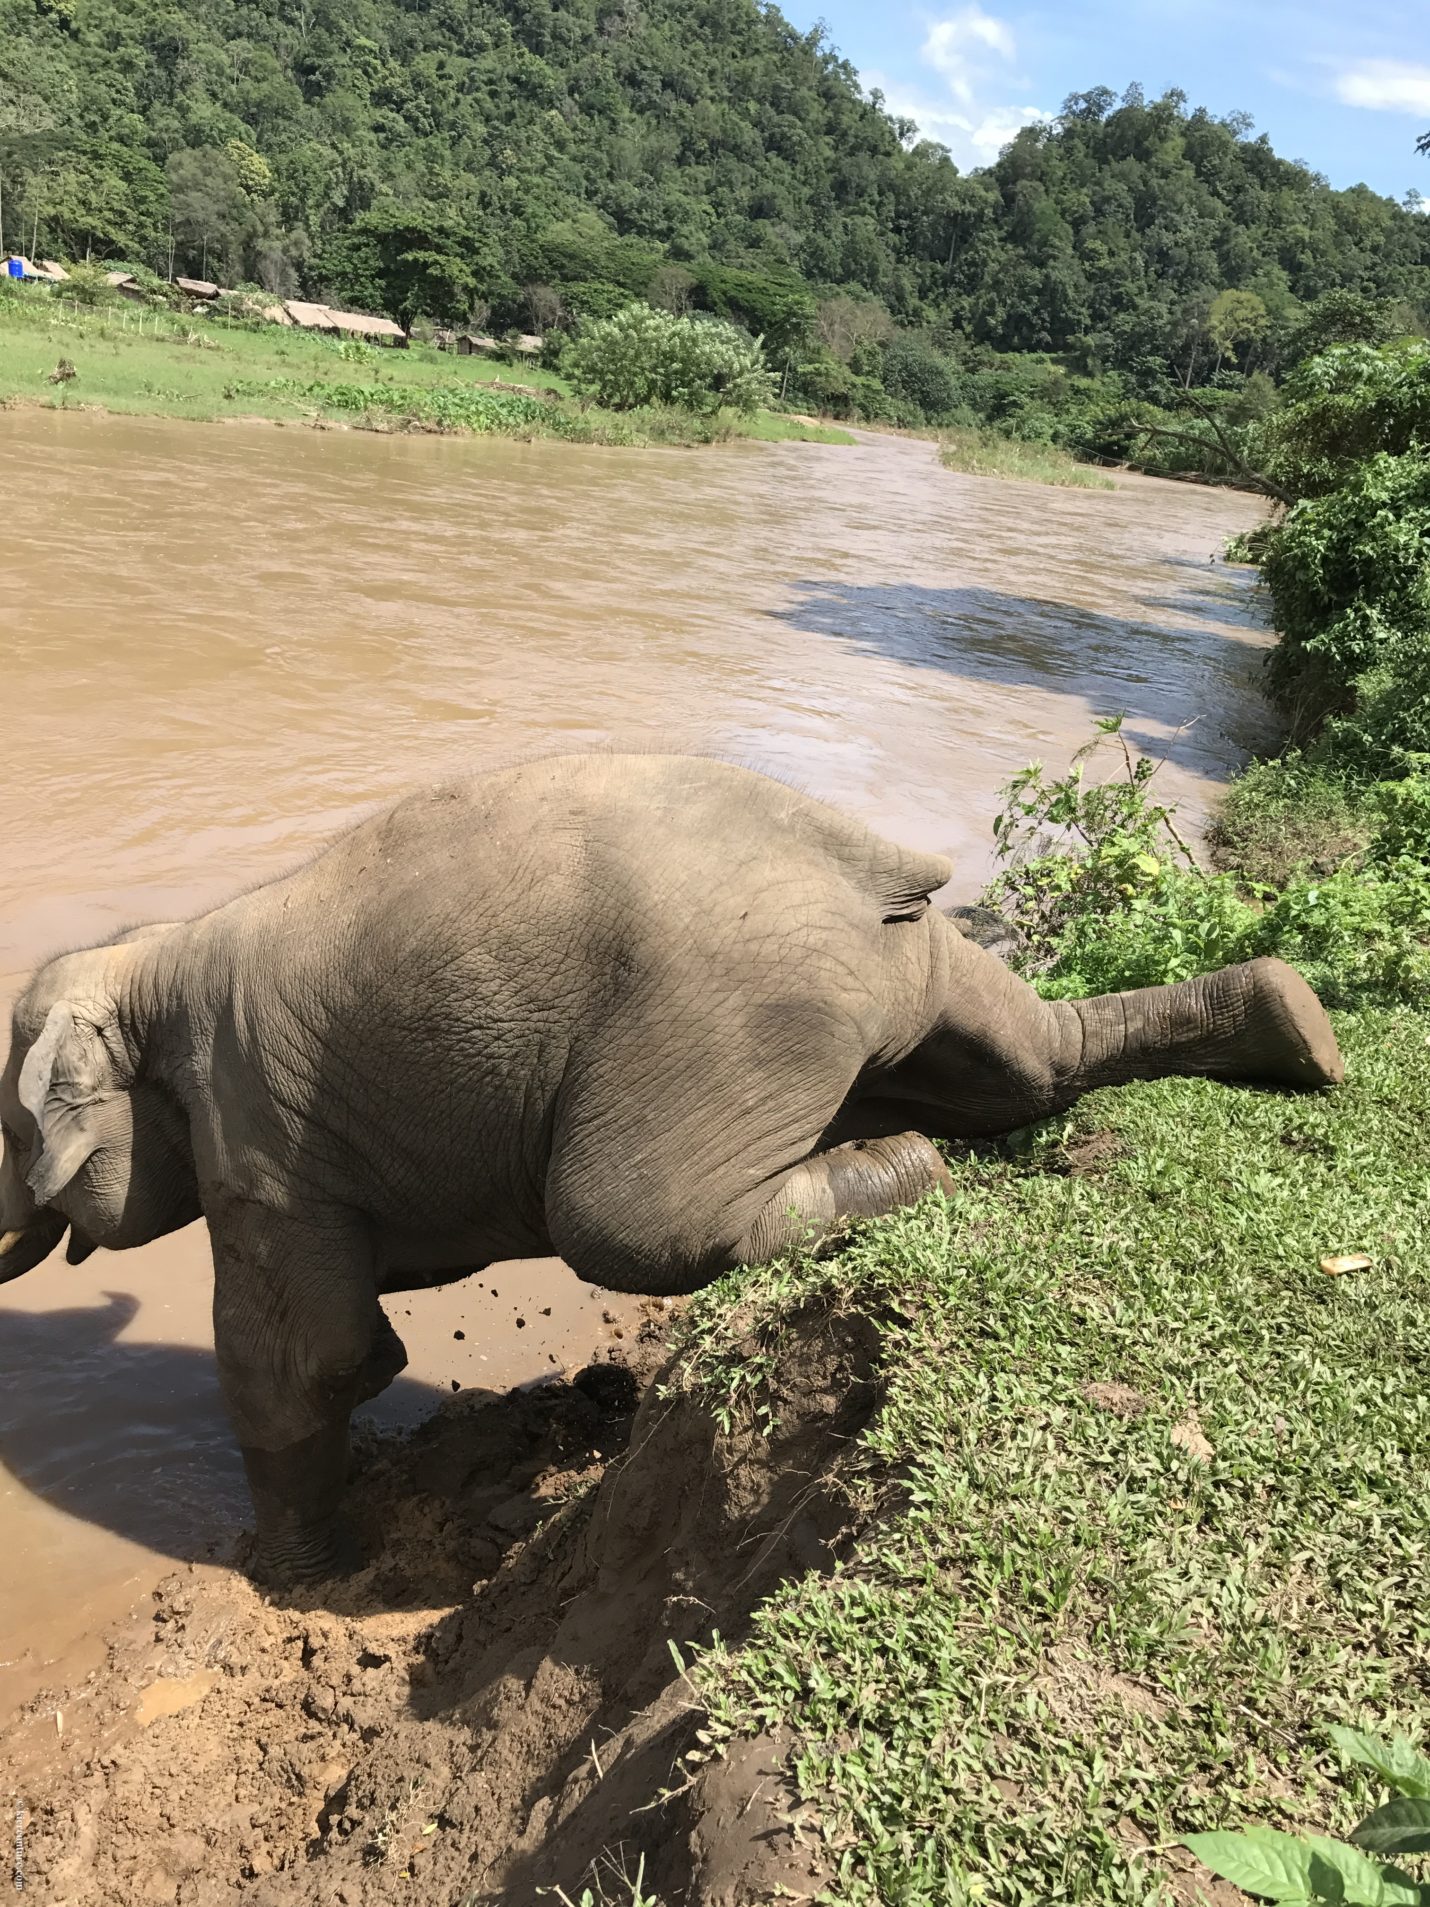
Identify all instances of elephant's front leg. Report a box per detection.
[209,1198,381,1582]
[736,1133,953,1267]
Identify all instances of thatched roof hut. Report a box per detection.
[281,299,407,345]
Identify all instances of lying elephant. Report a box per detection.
[0,753,1342,1578]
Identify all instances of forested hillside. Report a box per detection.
[1,0,1427,374]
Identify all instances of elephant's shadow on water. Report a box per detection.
[0,1290,446,1602]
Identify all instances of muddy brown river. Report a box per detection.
[0,409,1267,1714]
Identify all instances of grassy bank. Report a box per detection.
[676,334,1430,1905]
[682,1005,1429,1904]
[0,289,853,447]
[937,424,1116,489]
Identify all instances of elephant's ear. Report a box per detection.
[17,1002,112,1204]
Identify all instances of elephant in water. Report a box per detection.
[0,754,1342,1579]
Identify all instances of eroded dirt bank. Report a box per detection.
[3,1301,883,1904]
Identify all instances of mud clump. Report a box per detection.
[4,1305,880,1905]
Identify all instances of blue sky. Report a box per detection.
[782,0,1430,202]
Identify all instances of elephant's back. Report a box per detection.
[383,753,953,931]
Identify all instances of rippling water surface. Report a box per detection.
[0,410,1267,1707]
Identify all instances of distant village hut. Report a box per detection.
[5,255,68,283]
[453,332,541,358]
[282,299,408,347]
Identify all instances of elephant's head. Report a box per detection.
[0,932,201,1282]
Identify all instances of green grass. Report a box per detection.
[938,425,1116,489]
[741,407,855,445]
[0,287,843,448]
[682,1006,1430,1904]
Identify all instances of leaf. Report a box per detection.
[1183,1829,1317,1900]
[1330,1728,1430,1800]
[1184,1828,1423,1906]
[1302,1835,1422,1906]
[1319,1254,1373,1277]
[1351,1798,1430,1857]
[1133,852,1162,877]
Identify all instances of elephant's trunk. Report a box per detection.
[0,1134,69,1281]
[1055,957,1344,1097]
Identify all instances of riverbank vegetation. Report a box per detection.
[684,1003,1429,1904]
[0,285,851,445]
[936,427,1114,489]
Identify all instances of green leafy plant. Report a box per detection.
[983,723,1429,1005]
[563,306,774,415]
[983,717,1259,992]
[1185,1728,1430,1904]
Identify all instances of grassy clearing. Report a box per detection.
[683,1006,1430,1905]
[0,289,849,447]
[938,425,1116,488]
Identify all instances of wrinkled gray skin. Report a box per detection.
[0,755,1343,1580]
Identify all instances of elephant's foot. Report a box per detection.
[739,1131,953,1266]
[1234,958,1344,1087]
[249,1520,363,1587]
[239,1424,361,1586]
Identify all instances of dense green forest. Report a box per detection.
[2,0,1428,383]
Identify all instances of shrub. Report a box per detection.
[62,261,124,307]
[1260,451,1430,762]
[563,306,774,414]
[209,288,282,327]
[879,334,958,422]
[981,722,1430,1007]
[982,719,1259,994]
[1213,756,1377,885]
[1254,339,1430,500]
[1254,862,1430,1006]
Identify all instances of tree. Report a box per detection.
[1206,289,1270,372]
[1291,289,1400,359]
[167,147,252,281]
[523,281,564,332]
[647,262,697,314]
[816,294,894,364]
[314,209,494,326]
[880,334,958,419]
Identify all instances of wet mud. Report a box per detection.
[5,1302,871,1905]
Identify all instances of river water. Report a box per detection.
[0,410,1268,1712]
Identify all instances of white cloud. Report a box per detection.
[1334,59,1430,116]
[922,7,1017,102]
[863,9,1050,167]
